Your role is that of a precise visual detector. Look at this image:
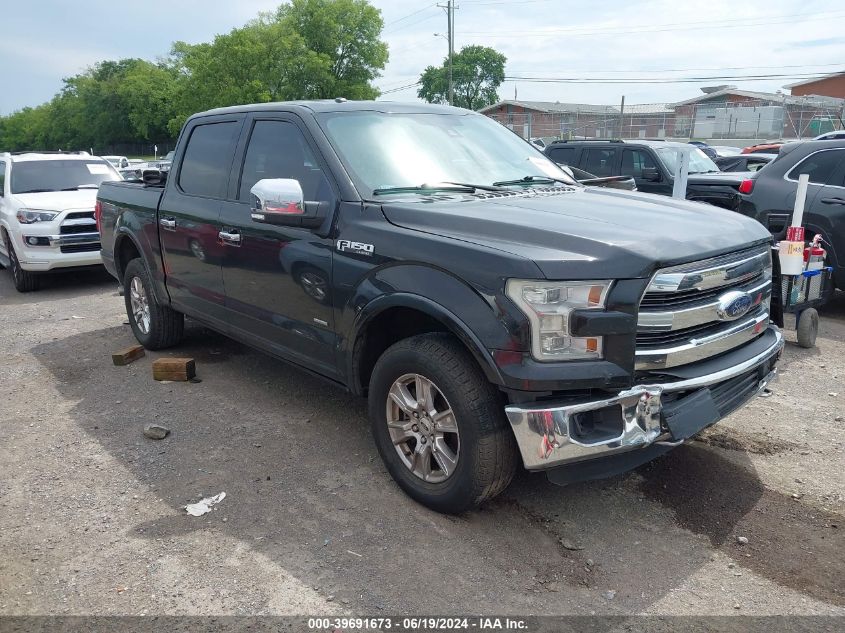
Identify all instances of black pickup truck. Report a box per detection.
[97,101,783,513]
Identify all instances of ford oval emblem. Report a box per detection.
[716,290,753,321]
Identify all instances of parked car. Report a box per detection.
[97,101,781,513]
[688,141,717,159]
[0,151,120,291]
[738,139,845,291]
[544,139,751,209]
[813,131,845,141]
[148,150,175,172]
[742,142,783,154]
[715,153,776,173]
[102,155,130,169]
[711,145,743,157]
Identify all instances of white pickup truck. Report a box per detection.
[0,152,121,291]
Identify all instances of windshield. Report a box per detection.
[655,147,719,174]
[318,111,577,196]
[10,159,120,194]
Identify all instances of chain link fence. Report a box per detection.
[485,99,845,145]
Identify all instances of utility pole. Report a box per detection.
[438,1,456,104]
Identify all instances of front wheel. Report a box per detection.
[4,233,40,292]
[123,258,184,349]
[368,333,517,513]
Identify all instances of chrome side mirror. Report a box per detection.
[250,178,305,224]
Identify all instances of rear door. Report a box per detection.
[219,114,339,378]
[579,146,619,177]
[158,115,244,324]
[546,145,579,167]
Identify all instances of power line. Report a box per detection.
[459,10,845,38]
[503,72,839,85]
[505,63,845,75]
[380,82,423,95]
[385,2,438,27]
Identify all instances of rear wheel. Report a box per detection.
[4,233,40,292]
[369,333,517,513]
[123,258,184,349]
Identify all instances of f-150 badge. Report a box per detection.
[336,240,374,256]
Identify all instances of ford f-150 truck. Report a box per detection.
[97,101,783,513]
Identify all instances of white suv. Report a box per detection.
[0,152,121,292]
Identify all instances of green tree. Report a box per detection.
[418,45,506,110]
[0,0,389,151]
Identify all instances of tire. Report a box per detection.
[4,233,40,292]
[796,308,819,349]
[123,258,184,349]
[368,332,518,513]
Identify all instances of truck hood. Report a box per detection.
[10,189,98,212]
[381,186,771,279]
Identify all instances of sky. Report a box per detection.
[1,0,843,116]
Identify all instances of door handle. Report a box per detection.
[159,217,176,230]
[218,230,241,245]
[821,197,845,205]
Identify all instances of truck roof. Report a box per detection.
[196,100,470,118]
[2,151,98,162]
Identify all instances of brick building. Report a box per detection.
[786,71,845,99]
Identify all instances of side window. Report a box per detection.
[0,160,5,197]
[547,146,576,166]
[238,120,333,203]
[621,149,657,178]
[787,150,845,185]
[178,121,241,198]
[582,148,617,176]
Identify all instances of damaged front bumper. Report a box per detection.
[505,327,783,472]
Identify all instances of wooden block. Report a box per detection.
[152,358,196,382]
[112,345,146,366]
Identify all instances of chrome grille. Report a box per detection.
[636,245,772,370]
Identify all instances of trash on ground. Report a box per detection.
[113,344,146,366]
[143,424,170,440]
[153,358,196,382]
[185,492,226,516]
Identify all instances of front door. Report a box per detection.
[158,115,244,324]
[621,148,665,194]
[220,116,338,378]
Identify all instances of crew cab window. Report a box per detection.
[547,146,576,166]
[621,149,657,178]
[787,149,845,185]
[582,148,616,176]
[0,160,5,196]
[178,121,241,198]
[238,120,333,203]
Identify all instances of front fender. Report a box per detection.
[339,264,525,392]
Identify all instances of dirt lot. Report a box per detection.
[1,268,843,618]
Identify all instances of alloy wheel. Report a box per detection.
[129,276,151,334]
[386,373,460,483]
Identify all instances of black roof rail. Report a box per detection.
[550,138,625,144]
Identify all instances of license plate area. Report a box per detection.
[661,388,721,440]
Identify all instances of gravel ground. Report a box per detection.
[0,268,843,617]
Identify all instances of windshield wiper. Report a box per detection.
[15,188,55,194]
[492,175,573,187]
[61,184,100,191]
[372,183,477,196]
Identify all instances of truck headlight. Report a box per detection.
[506,280,612,361]
[17,209,59,224]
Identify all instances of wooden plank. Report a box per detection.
[152,358,196,382]
[112,345,146,366]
